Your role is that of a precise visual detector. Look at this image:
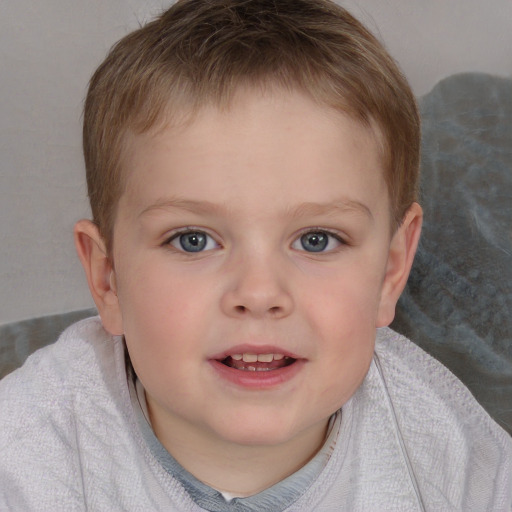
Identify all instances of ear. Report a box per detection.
[74,220,124,335]
[376,202,423,327]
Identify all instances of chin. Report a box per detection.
[214,408,327,449]
[211,415,301,447]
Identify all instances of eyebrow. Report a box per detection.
[287,200,373,220]
[138,197,373,220]
[138,198,228,217]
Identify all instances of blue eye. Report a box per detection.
[169,231,218,253]
[292,230,343,253]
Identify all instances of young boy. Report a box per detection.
[1,0,511,509]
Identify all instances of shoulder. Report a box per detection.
[373,327,512,507]
[0,316,126,508]
[373,327,504,433]
[0,315,124,438]
[0,316,118,402]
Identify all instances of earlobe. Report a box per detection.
[376,202,423,327]
[74,220,124,335]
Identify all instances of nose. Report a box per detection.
[220,254,294,319]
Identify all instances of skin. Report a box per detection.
[75,87,422,495]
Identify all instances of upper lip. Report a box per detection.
[210,344,301,361]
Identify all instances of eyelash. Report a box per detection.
[292,228,347,253]
[163,227,347,254]
[164,228,220,253]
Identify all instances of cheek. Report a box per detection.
[117,256,211,315]
[117,273,210,394]
[299,264,384,331]
[114,260,215,359]
[298,263,382,400]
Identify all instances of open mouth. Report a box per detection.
[219,353,296,372]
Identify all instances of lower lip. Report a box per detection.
[209,359,305,389]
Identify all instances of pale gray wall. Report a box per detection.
[1,1,511,324]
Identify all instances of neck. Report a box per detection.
[147,402,330,496]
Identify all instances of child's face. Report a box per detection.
[105,88,404,449]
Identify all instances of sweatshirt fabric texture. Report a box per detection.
[0,316,510,511]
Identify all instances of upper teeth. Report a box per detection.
[231,353,286,363]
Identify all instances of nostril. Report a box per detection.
[233,305,283,315]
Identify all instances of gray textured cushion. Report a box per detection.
[392,72,512,434]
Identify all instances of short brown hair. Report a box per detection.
[83,0,420,250]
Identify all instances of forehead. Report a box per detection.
[118,87,388,220]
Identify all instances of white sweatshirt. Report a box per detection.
[0,317,510,511]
